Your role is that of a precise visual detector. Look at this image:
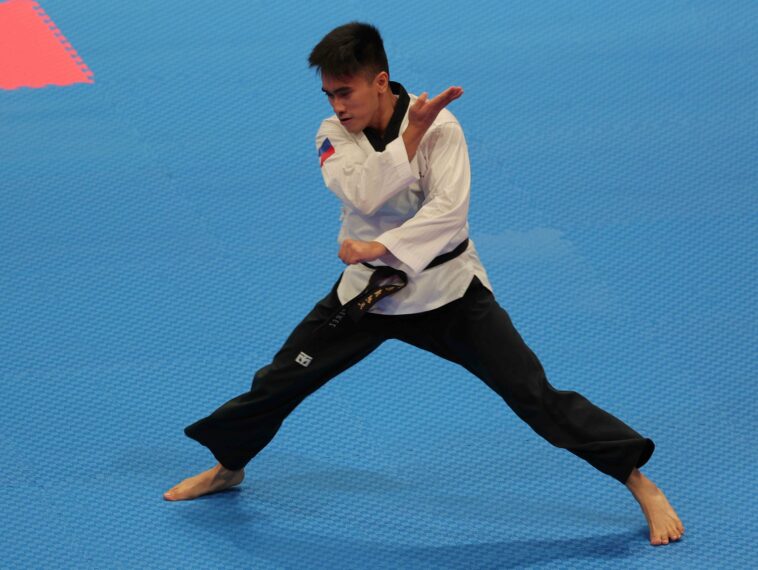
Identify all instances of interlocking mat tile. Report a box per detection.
[1,1,756,568]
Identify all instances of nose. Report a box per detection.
[331,98,346,115]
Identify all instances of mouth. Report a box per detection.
[339,116,352,125]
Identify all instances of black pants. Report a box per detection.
[184,274,654,484]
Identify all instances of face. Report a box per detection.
[321,71,388,133]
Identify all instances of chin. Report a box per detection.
[341,118,364,133]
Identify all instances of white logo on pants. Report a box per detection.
[295,352,313,367]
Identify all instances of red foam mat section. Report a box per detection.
[0,0,93,89]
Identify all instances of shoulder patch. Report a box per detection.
[318,137,335,166]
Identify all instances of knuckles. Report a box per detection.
[339,239,360,264]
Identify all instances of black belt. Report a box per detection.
[360,237,469,271]
[297,239,470,361]
[341,237,470,323]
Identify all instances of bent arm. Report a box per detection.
[316,121,418,216]
[373,122,471,275]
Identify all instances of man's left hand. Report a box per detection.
[338,239,388,265]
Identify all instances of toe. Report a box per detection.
[164,487,183,500]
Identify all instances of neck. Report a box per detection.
[368,89,397,137]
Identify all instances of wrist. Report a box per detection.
[403,124,424,144]
[371,241,388,256]
[402,125,424,162]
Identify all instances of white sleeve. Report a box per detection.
[373,122,470,274]
[316,120,419,216]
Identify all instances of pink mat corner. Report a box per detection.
[0,0,94,90]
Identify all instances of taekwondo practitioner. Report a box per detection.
[164,21,684,547]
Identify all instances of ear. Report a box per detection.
[374,71,389,93]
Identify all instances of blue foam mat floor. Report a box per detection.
[1,1,756,568]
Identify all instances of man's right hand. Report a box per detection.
[402,86,464,162]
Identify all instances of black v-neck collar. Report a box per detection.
[363,81,409,152]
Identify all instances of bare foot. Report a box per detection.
[163,463,245,501]
[625,468,685,545]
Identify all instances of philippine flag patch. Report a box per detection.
[318,138,335,167]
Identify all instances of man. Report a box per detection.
[164,22,684,547]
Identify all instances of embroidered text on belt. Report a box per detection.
[293,239,470,367]
[341,237,470,324]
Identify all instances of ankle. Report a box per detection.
[625,468,645,489]
[215,463,242,476]
[626,469,661,495]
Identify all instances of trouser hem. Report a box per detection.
[613,437,655,485]
[184,423,251,471]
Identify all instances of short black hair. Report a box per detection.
[308,22,389,80]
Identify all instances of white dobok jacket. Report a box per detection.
[315,81,493,315]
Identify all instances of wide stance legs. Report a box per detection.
[164,276,684,545]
